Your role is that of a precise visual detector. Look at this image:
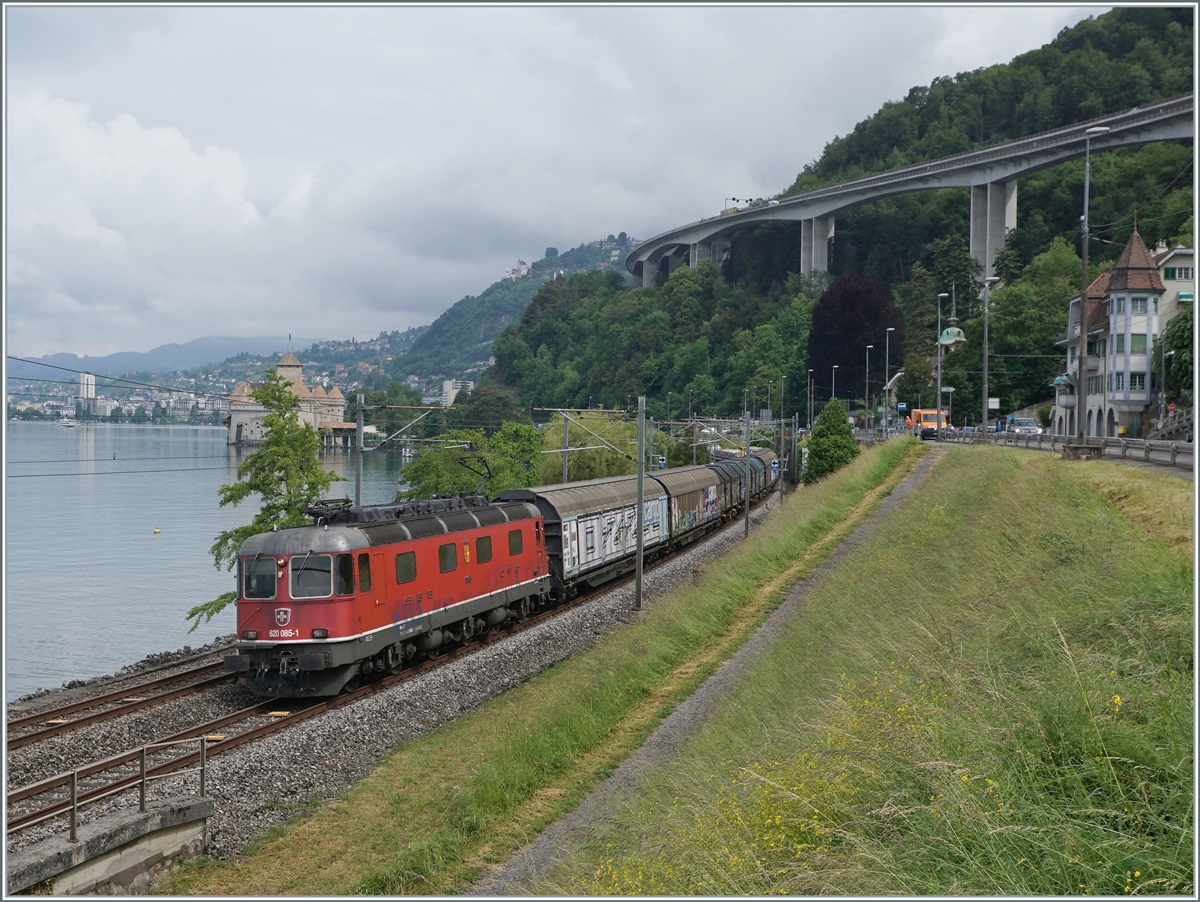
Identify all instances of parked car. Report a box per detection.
[960,425,977,435]
[1007,417,1042,435]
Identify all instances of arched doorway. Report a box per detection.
[1069,410,1075,435]
[1057,415,1064,435]
[1107,408,1117,437]
[1087,409,1094,437]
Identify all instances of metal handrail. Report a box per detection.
[14,736,210,843]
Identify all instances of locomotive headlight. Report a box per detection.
[243,629,259,640]
[311,628,329,639]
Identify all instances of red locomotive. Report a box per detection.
[224,494,551,697]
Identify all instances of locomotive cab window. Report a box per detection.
[335,554,355,596]
[439,542,457,573]
[508,528,523,556]
[476,536,492,563]
[291,553,333,598]
[357,553,372,592]
[396,550,417,584]
[243,557,276,599]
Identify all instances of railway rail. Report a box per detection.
[7,493,774,841]
[6,662,232,750]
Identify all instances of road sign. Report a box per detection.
[988,397,1000,410]
[897,402,907,411]
[1169,402,1177,414]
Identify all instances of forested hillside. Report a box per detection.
[488,6,1193,426]
[389,241,626,383]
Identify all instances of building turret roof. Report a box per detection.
[277,351,303,367]
[1106,228,1165,293]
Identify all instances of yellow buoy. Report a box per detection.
[153,528,161,535]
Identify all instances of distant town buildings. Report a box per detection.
[1052,232,1193,438]
[441,379,474,407]
[504,260,532,281]
[225,352,347,444]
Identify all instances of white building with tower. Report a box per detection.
[78,372,96,416]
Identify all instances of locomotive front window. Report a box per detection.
[395,550,417,583]
[358,553,372,592]
[243,557,276,599]
[508,529,523,555]
[439,542,457,573]
[476,536,492,563]
[334,554,355,595]
[290,553,333,598]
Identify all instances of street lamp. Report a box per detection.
[1159,348,1176,429]
[982,276,1000,434]
[1077,125,1110,442]
[832,365,839,401]
[885,327,895,436]
[864,345,873,431]
[936,293,949,439]
[667,391,672,424]
[807,368,814,429]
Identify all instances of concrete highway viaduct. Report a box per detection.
[626,93,1193,289]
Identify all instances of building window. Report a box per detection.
[1131,334,1147,355]
[1115,334,1124,354]
[1116,297,1125,314]
[1108,372,1113,392]
[1165,267,1175,280]
[1130,372,1145,391]
[1181,267,1193,279]
[1115,372,1125,391]
[1132,297,1148,314]
[1070,346,1076,361]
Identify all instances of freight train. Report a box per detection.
[224,450,778,697]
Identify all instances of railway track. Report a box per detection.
[6,662,232,750]
[7,494,776,840]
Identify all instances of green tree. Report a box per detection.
[1156,304,1192,404]
[185,369,342,632]
[132,406,148,424]
[397,422,542,500]
[803,398,859,484]
[537,412,638,484]
[110,406,125,423]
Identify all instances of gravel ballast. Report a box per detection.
[6,500,780,864]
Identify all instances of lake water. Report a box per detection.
[4,422,410,702]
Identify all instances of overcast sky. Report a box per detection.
[6,4,1110,358]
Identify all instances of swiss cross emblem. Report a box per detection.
[274,608,292,627]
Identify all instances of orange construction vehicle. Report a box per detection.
[910,408,948,440]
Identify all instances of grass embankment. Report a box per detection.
[161,438,922,895]
[536,447,1193,895]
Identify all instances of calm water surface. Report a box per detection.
[4,422,408,702]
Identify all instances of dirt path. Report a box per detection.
[470,446,946,895]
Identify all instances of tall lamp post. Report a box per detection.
[1159,348,1176,429]
[1077,125,1110,442]
[982,276,1000,434]
[831,365,839,403]
[864,345,873,431]
[936,293,949,439]
[807,368,814,429]
[885,327,895,436]
[943,386,955,432]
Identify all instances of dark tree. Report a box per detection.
[806,274,906,407]
[449,385,530,434]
